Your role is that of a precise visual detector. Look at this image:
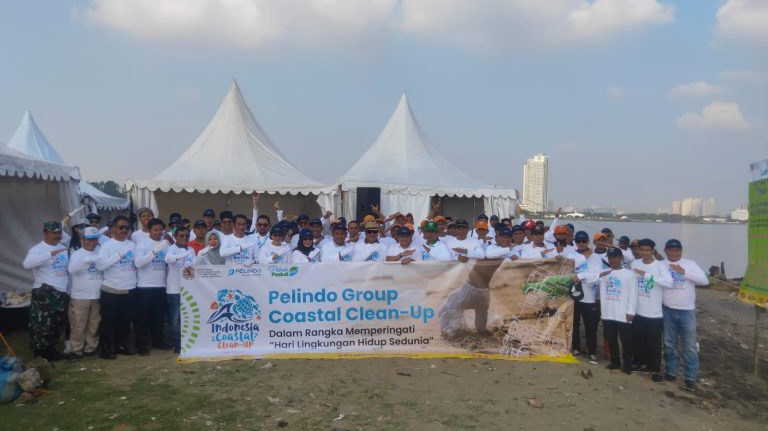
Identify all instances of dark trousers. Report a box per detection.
[604,319,633,370]
[135,288,167,351]
[28,284,69,354]
[633,315,663,372]
[99,289,136,354]
[572,301,599,355]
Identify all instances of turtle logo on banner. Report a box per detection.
[207,289,261,324]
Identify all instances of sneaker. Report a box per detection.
[115,345,136,356]
[588,355,598,365]
[651,373,665,383]
[683,380,697,392]
[572,349,581,356]
[631,364,649,374]
[664,374,677,382]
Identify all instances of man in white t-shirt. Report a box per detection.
[352,222,387,262]
[386,226,421,264]
[445,219,486,261]
[22,221,70,361]
[321,224,355,262]
[420,221,452,261]
[599,248,638,375]
[661,239,709,391]
[134,218,171,354]
[220,214,258,266]
[67,226,103,359]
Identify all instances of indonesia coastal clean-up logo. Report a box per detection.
[268,265,299,277]
[206,289,261,350]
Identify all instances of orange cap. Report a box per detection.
[554,225,569,234]
[433,216,447,223]
[363,215,376,223]
[475,221,489,230]
[593,232,607,241]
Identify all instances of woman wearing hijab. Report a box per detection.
[291,228,321,263]
[195,231,225,265]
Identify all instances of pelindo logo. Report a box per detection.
[227,268,262,277]
[268,265,299,277]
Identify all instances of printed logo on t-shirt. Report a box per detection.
[86,263,102,280]
[670,269,686,289]
[52,252,68,277]
[232,249,251,265]
[366,251,381,262]
[151,250,166,271]
[575,262,588,274]
[637,275,655,297]
[119,251,135,271]
[606,276,622,300]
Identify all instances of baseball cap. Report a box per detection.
[531,225,545,235]
[601,227,613,234]
[310,218,323,226]
[593,232,607,241]
[43,221,63,232]
[566,223,575,231]
[299,228,313,240]
[554,225,569,234]
[193,220,206,228]
[535,220,544,226]
[76,218,91,227]
[270,226,284,236]
[475,221,489,231]
[219,211,234,221]
[86,213,101,221]
[203,209,215,217]
[477,214,489,220]
[494,222,506,231]
[424,221,439,232]
[574,231,589,242]
[82,226,100,239]
[433,216,447,223]
[398,226,413,236]
[665,239,682,249]
[297,215,310,223]
[169,216,182,225]
[454,219,469,228]
[606,247,623,258]
[364,221,379,231]
[490,215,499,221]
[522,220,536,230]
[618,235,631,245]
[332,223,347,232]
[362,215,376,223]
[499,228,513,237]
[511,225,524,233]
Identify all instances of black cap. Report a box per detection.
[270,225,284,236]
[510,225,524,233]
[86,213,101,221]
[203,209,215,217]
[169,212,182,221]
[601,227,613,234]
[531,225,545,235]
[574,231,589,242]
[665,239,682,249]
[310,218,323,226]
[477,214,488,220]
[297,215,310,223]
[220,211,234,221]
[606,247,623,258]
[455,219,469,228]
[169,216,182,225]
[398,226,413,236]
[618,235,630,245]
[332,223,347,232]
[499,228,513,237]
[193,220,207,228]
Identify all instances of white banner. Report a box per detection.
[179,260,577,363]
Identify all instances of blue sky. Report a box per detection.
[0,0,766,214]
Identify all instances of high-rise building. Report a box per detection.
[671,200,681,215]
[731,205,748,221]
[702,198,716,216]
[681,198,694,216]
[522,153,549,213]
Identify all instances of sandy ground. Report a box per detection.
[2,283,766,431]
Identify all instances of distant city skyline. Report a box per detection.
[522,154,549,213]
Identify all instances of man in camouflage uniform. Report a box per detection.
[22,221,70,360]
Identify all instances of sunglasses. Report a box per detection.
[257,223,269,227]
[117,225,130,231]
[575,239,589,243]
[365,230,378,234]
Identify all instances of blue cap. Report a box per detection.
[574,231,589,242]
[86,213,101,221]
[606,247,623,258]
[338,216,346,223]
[310,218,323,226]
[454,219,469,228]
[499,228,513,237]
[619,235,630,244]
[510,225,524,233]
[398,226,413,236]
[601,227,613,234]
[203,209,215,217]
[288,221,299,233]
[665,239,682,249]
[297,215,310,223]
[299,228,313,240]
[333,223,347,232]
[270,226,284,236]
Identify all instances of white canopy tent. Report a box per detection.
[0,141,80,295]
[8,110,130,217]
[335,94,517,222]
[126,81,334,220]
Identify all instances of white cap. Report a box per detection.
[83,227,100,239]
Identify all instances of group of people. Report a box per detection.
[22,195,708,391]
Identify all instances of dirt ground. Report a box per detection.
[2,283,766,431]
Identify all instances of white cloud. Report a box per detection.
[677,102,752,131]
[716,0,768,45]
[668,81,726,98]
[83,0,675,51]
[607,87,625,98]
[720,69,768,85]
[83,0,396,49]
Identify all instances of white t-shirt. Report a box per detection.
[292,249,321,263]
[661,258,709,310]
[258,242,293,264]
[572,250,605,304]
[68,248,103,299]
[420,240,452,261]
[320,241,354,262]
[445,236,486,260]
[598,268,638,323]
[529,244,558,258]
[631,259,673,318]
[22,241,69,292]
[96,238,137,290]
[164,244,196,295]
[485,243,515,260]
[512,243,542,259]
[221,234,257,266]
[386,242,423,262]
[130,230,149,245]
[352,241,387,262]
[135,238,169,288]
